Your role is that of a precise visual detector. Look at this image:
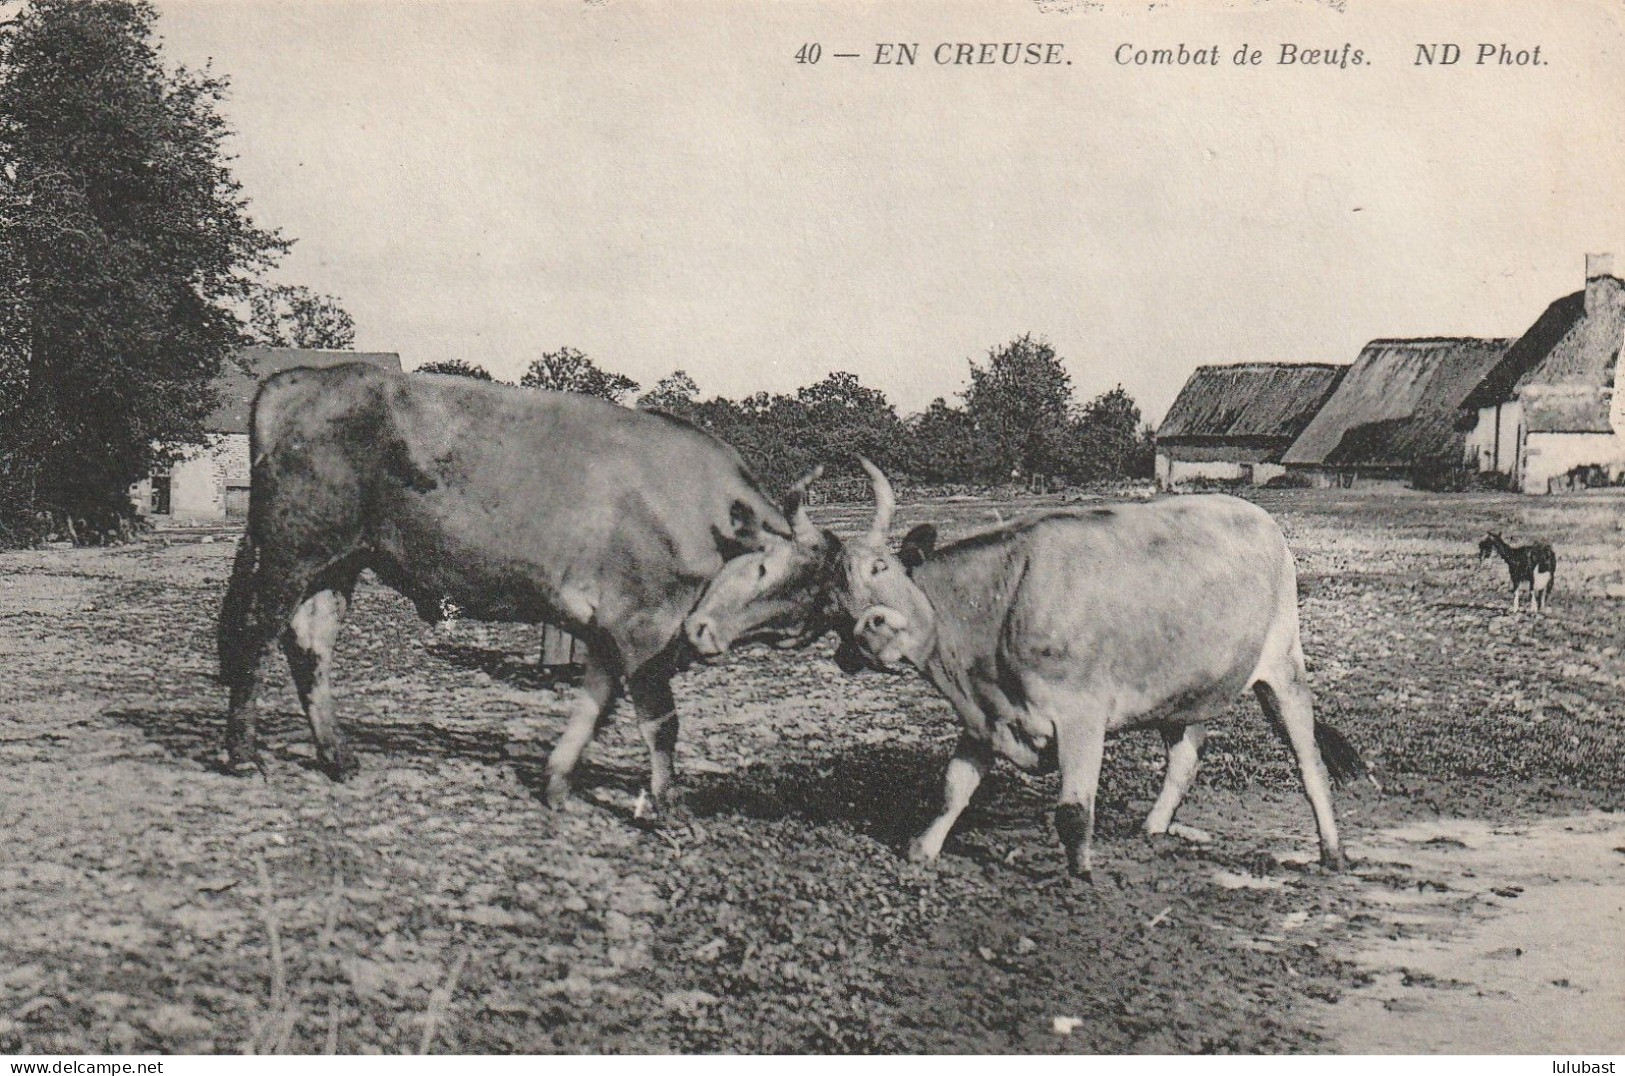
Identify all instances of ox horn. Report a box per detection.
[786,464,823,542]
[857,456,895,540]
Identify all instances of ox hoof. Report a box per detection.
[641,791,688,823]
[1146,832,1184,858]
[906,838,941,865]
[319,749,360,783]
[1320,848,1350,872]
[1167,822,1213,845]
[543,775,577,811]
[223,749,263,779]
[1063,847,1095,882]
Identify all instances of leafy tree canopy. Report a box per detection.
[0,0,287,541]
[415,358,496,382]
[962,333,1074,480]
[248,284,355,350]
[636,370,700,416]
[519,346,639,404]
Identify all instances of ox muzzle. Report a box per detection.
[684,611,830,661]
[837,604,914,674]
[684,613,729,660]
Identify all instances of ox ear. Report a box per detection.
[784,464,824,544]
[727,499,771,552]
[899,523,937,570]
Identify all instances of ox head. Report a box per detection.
[683,457,940,675]
[1478,532,1500,560]
[826,459,938,674]
[684,466,841,658]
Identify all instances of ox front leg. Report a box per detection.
[543,661,620,809]
[1054,714,1108,881]
[909,733,994,863]
[629,672,680,814]
[282,588,356,780]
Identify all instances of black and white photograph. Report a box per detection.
[0,0,1621,1058]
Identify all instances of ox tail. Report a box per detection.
[1314,720,1379,791]
[218,532,258,685]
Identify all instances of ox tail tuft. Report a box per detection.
[1314,720,1379,791]
[218,532,258,685]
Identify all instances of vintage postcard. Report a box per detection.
[0,0,1621,1061]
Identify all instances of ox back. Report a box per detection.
[218,362,788,803]
[909,500,1301,741]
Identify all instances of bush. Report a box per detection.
[1180,475,1251,491]
[1412,463,1481,492]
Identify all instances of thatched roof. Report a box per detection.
[1462,276,1624,433]
[1520,388,1615,433]
[1282,337,1512,468]
[1156,363,1346,447]
[206,347,402,434]
[1461,292,1585,411]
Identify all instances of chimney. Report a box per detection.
[1586,252,1615,313]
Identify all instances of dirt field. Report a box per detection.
[1,488,1621,1054]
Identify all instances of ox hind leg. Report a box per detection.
[1252,655,1346,871]
[280,573,361,780]
[1144,722,1212,847]
[909,733,996,863]
[543,656,620,809]
[220,538,322,775]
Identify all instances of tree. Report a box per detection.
[793,370,904,477]
[248,283,355,349]
[1067,385,1144,481]
[904,398,989,484]
[636,370,700,417]
[962,333,1074,481]
[415,358,495,381]
[519,346,638,404]
[0,0,287,540]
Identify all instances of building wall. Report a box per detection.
[1250,462,1287,486]
[1521,431,1625,493]
[1282,465,1411,490]
[1168,458,1249,486]
[130,435,251,521]
[1157,443,1281,489]
[1466,400,1525,476]
[1159,457,1284,488]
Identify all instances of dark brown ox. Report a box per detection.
[219,362,794,808]
[685,461,1369,877]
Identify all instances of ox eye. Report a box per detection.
[757,562,768,580]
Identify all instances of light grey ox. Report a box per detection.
[684,460,1370,879]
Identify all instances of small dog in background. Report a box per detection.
[1478,532,1557,614]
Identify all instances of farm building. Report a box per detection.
[1461,254,1625,493]
[130,347,402,521]
[1154,362,1346,489]
[1280,337,1513,488]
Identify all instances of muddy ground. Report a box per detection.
[1,488,1621,1054]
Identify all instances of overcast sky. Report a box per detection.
[153,0,1625,423]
